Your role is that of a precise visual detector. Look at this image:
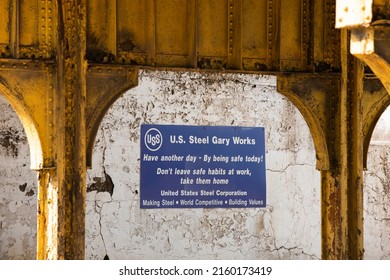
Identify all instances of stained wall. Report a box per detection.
[364,109,390,259]
[85,69,321,259]
[0,95,37,259]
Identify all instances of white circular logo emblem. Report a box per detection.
[144,128,163,151]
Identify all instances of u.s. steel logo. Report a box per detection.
[144,128,163,152]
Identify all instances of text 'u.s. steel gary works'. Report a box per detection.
[140,124,266,208]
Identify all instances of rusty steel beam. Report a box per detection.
[277,32,366,258]
[45,0,88,260]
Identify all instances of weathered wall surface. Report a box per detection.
[364,108,390,260]
[0,95,37,260]
[4,69,390,260]
[2,68,389,260]
[85,69,321,260]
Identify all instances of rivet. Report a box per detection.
[12,65,16,69]
[361,6,366,11]
[49,110,53,114]
[48,97,53,102]
[344,7,348,12]
[338,18,343,22]
[49,122,53,127]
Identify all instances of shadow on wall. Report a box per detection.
[85,69,321,260]
[364,106,390,260]
[0,95,37,260]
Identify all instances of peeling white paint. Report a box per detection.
[364,142,390,258]
[0,95,37,260]
[363,106,390,260]
[85,69,321,260]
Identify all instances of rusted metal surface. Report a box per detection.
[84,0,339,72]
[86,65,138,167]
[0,59,55,170]
[0,1,343,71]
[54,0,88,260]
[336,0,390,259]
[347,57,364,260]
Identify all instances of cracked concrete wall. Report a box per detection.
[85,69,321,259]
[364,108,390,260]
[0,95,37,260]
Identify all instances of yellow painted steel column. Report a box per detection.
[321,36,349,257]
[347,57,364,259]
[321,169,348,259]
[38,0,88,259]
[56,0,87,259]
[321,30,364,259]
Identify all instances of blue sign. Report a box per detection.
[140,124,266,208]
